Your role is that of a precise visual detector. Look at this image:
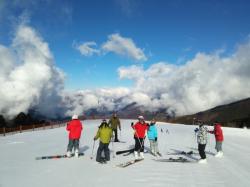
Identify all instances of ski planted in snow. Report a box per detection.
[36,152,84,160]
[116,158,144,168]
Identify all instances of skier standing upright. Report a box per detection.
[209,122,224,157]
[195,121,208,163]
[94,119,113,163]
[147,119,161,156]
[131,116,148,159]
[108,112,121,142]
[66,114,83,158]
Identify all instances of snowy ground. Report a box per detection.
[0,119,250,187]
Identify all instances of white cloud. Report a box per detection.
[118,40,250,115]
[1,22,250,119]
[118,65,144,80]
[74,41,100,57]
[67,39,250,116]
[63,87,131,116]
[0,23,65,119]
[74,33,147,62]
[102,33,147,61]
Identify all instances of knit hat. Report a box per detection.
[138,115,144,120]
[72,114,78,120]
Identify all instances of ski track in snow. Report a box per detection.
[0,119,250,187]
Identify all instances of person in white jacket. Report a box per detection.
[195,121,208,164]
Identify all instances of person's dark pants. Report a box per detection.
[113,129,119,142]
[96,142,110,162]
[134,137,144,152]
[198,144,206,159]
[67,139,79,152]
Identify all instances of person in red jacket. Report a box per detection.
[209,122,224,157]
[131,115,148,159]
[66,114,83,158]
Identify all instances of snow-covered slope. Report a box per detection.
[0,120,250,187]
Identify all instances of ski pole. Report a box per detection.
[90,140,96,159]
[119,129,122,140]
[194,131,197,149]
[112,135,115,158]
[134,129,144,152]
[207,132,211,154]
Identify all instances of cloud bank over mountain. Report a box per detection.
[1,23,250,119]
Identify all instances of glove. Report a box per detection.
[94,137,97,141]
[131,122,134,127]
[155,137,157,141]
[194,128,199,133]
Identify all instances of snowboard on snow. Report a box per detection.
[116,158,144,168]
[154,157,192,163]
[36,152,84,160]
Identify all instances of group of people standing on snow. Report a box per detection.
[65,112,224,164]
[131,116,161,160]
[65,113,122,163]
[195,120,224,163]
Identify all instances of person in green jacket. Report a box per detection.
[94,119,113,163]
[108,113,121,142]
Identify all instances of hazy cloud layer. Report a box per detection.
[63,88,131,116]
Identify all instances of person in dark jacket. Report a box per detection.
[94,119,113,163]
[66,114,83,158]
[108,113,121,142]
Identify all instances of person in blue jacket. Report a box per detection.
[147,119,161,156]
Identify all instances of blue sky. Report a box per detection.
[1,0,250,90]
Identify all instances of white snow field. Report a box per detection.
[1,119,250,187]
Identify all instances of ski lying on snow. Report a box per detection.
[116,148,134,155]
[36,153,84,160]
[111,140,127,143]
[166,151,196,156]
[154,157,193,163]
[116,158,144,168]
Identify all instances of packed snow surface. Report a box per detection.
[1,120,250,187]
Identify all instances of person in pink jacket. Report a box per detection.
[66,114,83,158]
[209,122,224,157]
